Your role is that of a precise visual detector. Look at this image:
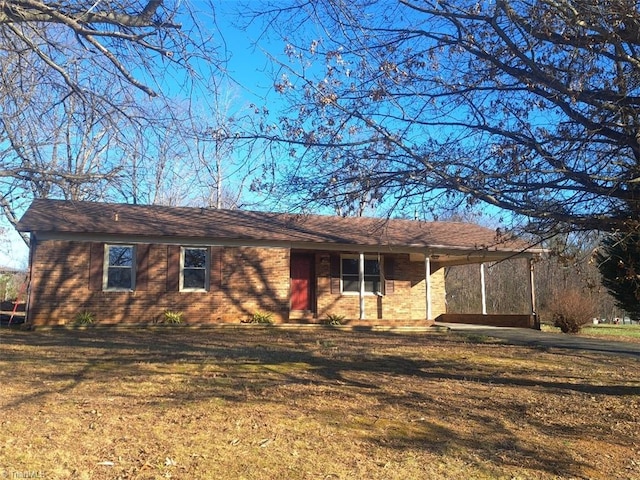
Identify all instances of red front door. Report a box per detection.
[290,254,313,311]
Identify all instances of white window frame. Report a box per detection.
[180,247,209,292]
[341,254,384,296]
[104,244,136,291]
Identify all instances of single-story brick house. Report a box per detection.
[16,199,540,327]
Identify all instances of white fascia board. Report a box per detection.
[33,231,540,260]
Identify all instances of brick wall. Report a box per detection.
[27,240,447,326]
[435,313,536,328]
[219,246,291,322]
[429,265,447,318]
[28,241,291,326]
[315,252,445,323]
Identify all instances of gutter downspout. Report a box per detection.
[23,233,36,328]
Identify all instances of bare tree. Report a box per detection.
[187,89,261,210]
[0,0,192,98]
[0,0,225,239]
[250,0,640,236]
[0,72,128,242]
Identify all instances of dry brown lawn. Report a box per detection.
[0,327,639,480]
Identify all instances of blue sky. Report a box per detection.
[1,2,503,269]
[1,2,288,270]
[208,2,283,110]
[1,228,28,269]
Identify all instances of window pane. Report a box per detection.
[364,259,380,275]
[364,278,381,293]
[185,249,207,268]
[341,256,382,293]
[109,246,133,266]
[105,245,134,290]
[342,258,358,275]
[181,248,208,290]
[343,275,359,292]
[184,269,206,289]
[107,268,132,289]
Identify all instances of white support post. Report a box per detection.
[425,255,432,320]
[359,252,365,320]
[480,263,487,315]
[529,257,537,324]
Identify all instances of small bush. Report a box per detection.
[74,311,95,325]
[549,289,596,333]
[323,313,345,325]
[248,311,273,324]
[163,310,184,324]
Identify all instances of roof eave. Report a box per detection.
[29,231,538,261]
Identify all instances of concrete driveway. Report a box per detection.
[436,323,640,358]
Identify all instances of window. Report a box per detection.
[105,245,135,290]
[181,247,209,291]
[341,255,383,294]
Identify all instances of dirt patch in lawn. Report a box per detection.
[0,327,638,480]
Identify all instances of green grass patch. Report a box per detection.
[581,324,640,338]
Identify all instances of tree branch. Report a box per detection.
[0,0,180,28]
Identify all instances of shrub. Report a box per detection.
[74,311,95,325]
[323,313,345,325]
[248,311,273,324]
[163,310,184,324]
[548,288,596,333]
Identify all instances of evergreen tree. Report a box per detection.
[595,234,640,322]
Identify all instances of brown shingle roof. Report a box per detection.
[17,199,532,253]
